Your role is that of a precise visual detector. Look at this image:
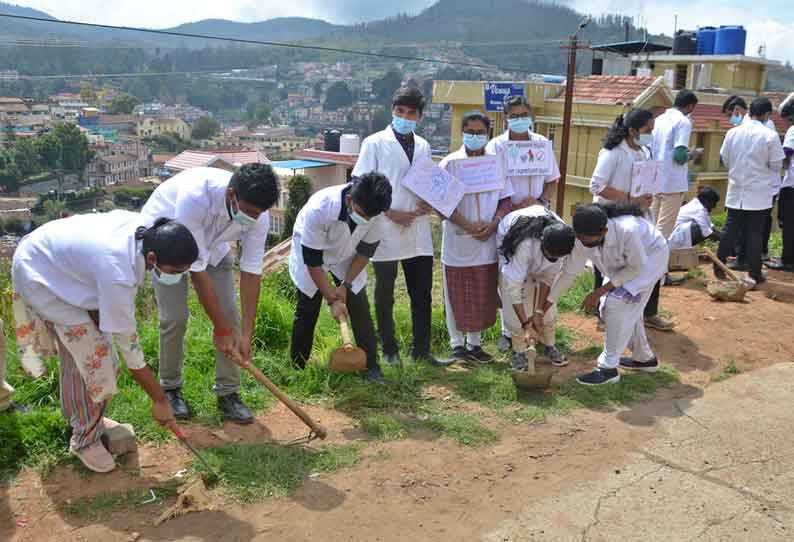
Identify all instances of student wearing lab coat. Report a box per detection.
[767,101,794,272]
[650,89,700,241]
[497,206,575,370]
[588,109,674,332]
[722,95,779,267]
[544,203,669,386]
[669,187,721,250]
[288,172,392,381]
[486,95,561,351]
[141,164,279,424]
[716,97,785,284]
[11,212,198,472]
[439,111,513,364]
[352,86,443,367]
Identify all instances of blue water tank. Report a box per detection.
[696,27,717,55]
[714,25,747,55]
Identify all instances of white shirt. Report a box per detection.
[439,146,514,267]
[352,127,433,262]
[652,108,693,194]
[289,184,385,298]
[486,130,560,205]
[497,206,564,304]
[670,198,714,250]
[12,211,146,336]
[141,167,270,274]
[742,113,777,133]
[720,119,785,211]
[549,215,667,301]
[782,126,794,190]
[590,141,651,203]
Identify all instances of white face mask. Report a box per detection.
[153,265,185,286]
[635,133,653,147]
[231,196,258,228]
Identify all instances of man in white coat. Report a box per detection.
[141,164,279,424]
[716,97,785,284]
[352,86,445,367]
[767,101,794,272]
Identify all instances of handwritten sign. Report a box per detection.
[402,158,465,218]
[630,161,663,197]
[450,155,504,194]
[503,140,553,176]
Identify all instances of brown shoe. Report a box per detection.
[644,315,675,332]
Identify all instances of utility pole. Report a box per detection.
[556,17,590,217]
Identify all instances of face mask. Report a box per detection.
[635,133,653,147]
[350,210,369,226]
[508,117,533,134]
[580,238,604,248]
[153,265,185,286]
[730,114,743,126]
[463,133,488,151]
[392,115,417,135]
[231,197,258,228]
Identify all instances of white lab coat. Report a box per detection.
[486,130,560,206]
[652,108,693,194]
[11,211,146,338]
[590,141,652,203]
[289,184,385,298]
[669,198,714,250]
[439,146,514,267]
[782,126,794,190]
[721,119,785,211]
[352,127,433,262]
[742,113,777,133]
[549,214,668,302]
[141,167,270,274]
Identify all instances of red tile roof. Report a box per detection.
[190,149,270,166]
[164,149,269,172]
[552,76,658,105]
[152,153,176,165]
[294,149,358,167]
[690,104,787,134]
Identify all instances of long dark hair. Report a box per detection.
[136,218,199,267]
[500,215,575,263]
[603,108,654,150]
[572,202,644,236]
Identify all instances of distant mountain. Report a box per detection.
[0,1,56,20]
[163,17,340,43]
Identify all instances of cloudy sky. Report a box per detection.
[8,0,794,63]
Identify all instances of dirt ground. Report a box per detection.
[3,264,794,542]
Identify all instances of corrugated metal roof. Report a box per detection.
[164,149,269,172]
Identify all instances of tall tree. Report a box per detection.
[79,84,96,104]
[324,81,354,111]
[11,138,40,178]
[34,133,62,171]
[191,116,220,140]
[282,174,313,241]
[108,94,141,115]
[53,123,94,174]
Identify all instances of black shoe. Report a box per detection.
[1,401,29,414]
[766,258,794,272]
[728,260,750,272]
[364,366,386,383]
[165,389,193,420]
[414,353,456,368]
[762,252,770,262]
[664,275,686,287]
[449,346,469,362]
[576,368,620,386]
[750,273,767,285]
[619,357,659,372]
[497,335,512,353]
[383,352,402,367]
[465,346,494,365]
[217,393,254,425]
[540,345,568,367]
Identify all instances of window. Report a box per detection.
[548,126,557,146]
[674,65,688,90]
[269,213,283,236]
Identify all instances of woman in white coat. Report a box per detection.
[544,203,669,386]
[12,211,199,473]
[497,205,575,370]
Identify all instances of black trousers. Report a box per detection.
[290,281,379,370]
[780,187,794,265]
[717,208,768,280]
[736,200,775,261]
[373,255,433,358]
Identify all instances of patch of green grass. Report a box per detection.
[0,407,70,481]
[686,267,707,280]
[196,442,363,503]
[713,359,741,383]
[452,365,517,408]
[360,414,408,441]
[60,481,181,520]
[557,272,595,313]
[421,413,500,446]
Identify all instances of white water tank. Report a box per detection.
[339,134,361,154]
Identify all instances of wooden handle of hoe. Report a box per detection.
[702,247,739,282]
[339,319,353,347]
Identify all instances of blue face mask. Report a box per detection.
[350,210,369,226]
[508,117,533,134]
[231,196,258,228]
[153,265,185,286]
[392,115,417,135]
[463,133,488,151]
[730,113,743,126]
[636,133,653,147]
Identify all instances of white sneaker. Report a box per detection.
[70,441,116,473]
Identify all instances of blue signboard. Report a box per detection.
[483,82,525,112]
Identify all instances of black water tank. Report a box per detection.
[324,129,341,152]
[673,30,697,55]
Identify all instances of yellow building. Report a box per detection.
[434,67,790,220]
[136,117,191,141]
